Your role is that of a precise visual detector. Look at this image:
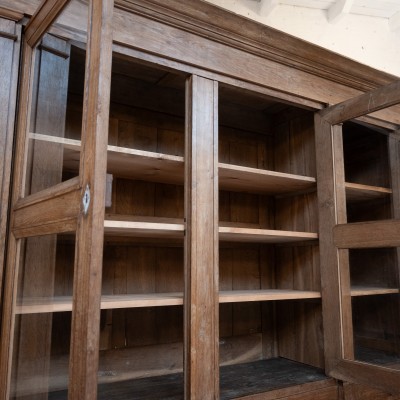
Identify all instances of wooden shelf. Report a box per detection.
[219,290,321,302]
[18,287,397,314]
[219,226,317,243]
[104,217,318,243]
[345,182,392,203]
[351,286,399,297]
[16,290,322,314]
[30,133,185,185]
[219,163,315,194]
[104,218,184,239]
[16,293,184,314]
[30,133,315,195]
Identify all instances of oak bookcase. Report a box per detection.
[0,1,400,400]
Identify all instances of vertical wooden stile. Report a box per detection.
[388,135,400,355]
[0,18,21,300]
[68,0,114,398]
[315,115,353,373]
[184,75,219,400]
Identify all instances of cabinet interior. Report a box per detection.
[11,38,400,399]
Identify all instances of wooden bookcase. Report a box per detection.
[1,1,400,400]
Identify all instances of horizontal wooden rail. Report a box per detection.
[334,219,400,249]
[321,80,400,125]
[25,0,71,48]
[12,177,81,238]
[331,360,400,395]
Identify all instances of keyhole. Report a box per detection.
[82,184,91,215]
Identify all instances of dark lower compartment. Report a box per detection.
[49,357,328,400]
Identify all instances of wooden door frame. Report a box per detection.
[0,16,22,309]
[316,79,400,394]
[0,0,114,398]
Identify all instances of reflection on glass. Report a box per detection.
[11,234,75,399]
[350,248,400,369]
[24,0,88,196]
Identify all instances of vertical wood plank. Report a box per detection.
[315,115,353,373]
[387,135,400,355]
[184,75,219,400]
[0,19,21,300]
[69,0,114,398]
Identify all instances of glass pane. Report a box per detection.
[24,0,88,196]
[11,234,75,399]
[343,121,392,223]
[349,247,400,368]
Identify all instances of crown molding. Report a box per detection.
[115,0,398,93]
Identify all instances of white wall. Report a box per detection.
[204,0,400,77]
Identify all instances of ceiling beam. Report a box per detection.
[389,11,400,32]
[328,0,354,23]
[259,0,279,17]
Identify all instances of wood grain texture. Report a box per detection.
[219,227,317,243]
[0,18,20,307]
[345,182,392,203]
[350,287,399,297]
[184,75,219,400]
[68,0,114,399]
[29,133,316,195]
[334,220,400,249]
[0,7,23,21]
[342,382,400,400]
[322,80,400,125]
[12,178,80,238]
[25,0,70,48]
[332,360,400,396]
[315,114,348,373]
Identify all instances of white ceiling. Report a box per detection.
[205,0,400,76]
[258,0,400,27]
[274,0,400,18]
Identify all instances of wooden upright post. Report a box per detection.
[184,75,219,400]
[68,0,114,398]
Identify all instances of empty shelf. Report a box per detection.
[30,133,316,195]
[16,293,184,314]
[219,163,315,194]
[219,289,321,303]
[345,182,392,203]
[351,286,399,297]
[16,289,322,314]
[104,219,184,239]
[219,226,317,243]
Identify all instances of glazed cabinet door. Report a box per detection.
[315,80,400,395]
[0,1,114,399]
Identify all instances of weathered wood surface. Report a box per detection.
[333,360,400,396]
[341,382,400,400]
[0,6,23,21]
[3,0,400,126]
[184,75,219,400]
[68,0,114,399]
[321,80,400,125]
[334,220,400,249]
[25,0,71,47]
[315,115,349,372]
[0,18,20,305]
